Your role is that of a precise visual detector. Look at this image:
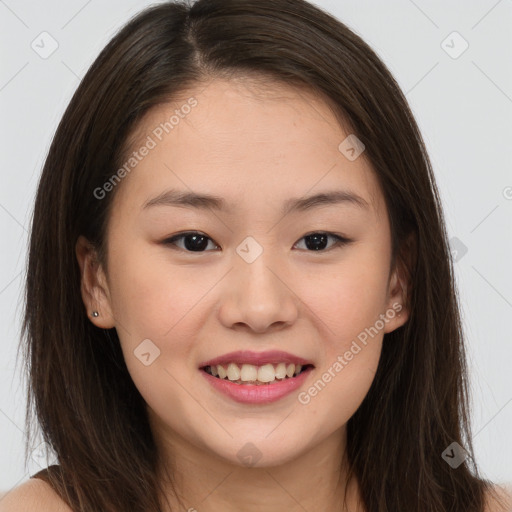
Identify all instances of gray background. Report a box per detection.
[1,0,511,493]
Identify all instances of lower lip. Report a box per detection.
[200,367,313,404]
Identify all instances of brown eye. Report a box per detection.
[164,232,219,252]
[294,232,351,252]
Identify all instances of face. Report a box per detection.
[77,77,408,469]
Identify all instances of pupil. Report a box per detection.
[305,233,328,251]
[184,234,208,251]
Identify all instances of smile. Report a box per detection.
[203,362,312,385]
[198,350,315,403]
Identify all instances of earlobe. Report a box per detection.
[75,235,116,329]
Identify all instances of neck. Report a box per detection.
[152,423,362,512]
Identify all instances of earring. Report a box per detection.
[91,311,99,317]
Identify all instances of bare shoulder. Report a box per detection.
[0,478,72,512]
[485,483,512,512]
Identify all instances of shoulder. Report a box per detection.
[485,483,512,512]
[0,478,72,512]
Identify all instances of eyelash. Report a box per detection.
[162,231,352,253]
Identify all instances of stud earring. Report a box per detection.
[91,311,99,317]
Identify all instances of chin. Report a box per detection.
[209,435,308,469]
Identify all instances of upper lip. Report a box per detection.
[199,350,314,368]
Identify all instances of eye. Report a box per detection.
[163,231,351,253]
[163,232,220,252]
[293,232,352,252]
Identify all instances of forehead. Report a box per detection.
[112,77,383,218]
[126,76,348,149]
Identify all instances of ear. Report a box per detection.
[75,235,116,329]
[383,233,415,334]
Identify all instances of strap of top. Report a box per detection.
[29,465,74,509]
[30,464,60,482]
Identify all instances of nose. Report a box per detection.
[217,250,299,334]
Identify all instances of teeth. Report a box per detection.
[217,365,227,379]
[258,364,276,383]
[240,364,258,382]
[275,362,287,379]
[206,362,307,383]
[226,363,240,381]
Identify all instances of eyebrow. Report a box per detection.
[142,188,370,215]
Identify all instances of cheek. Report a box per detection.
[107,241,212,337]
[107,248,201,419]
[298,248,391,343]
[299,342,381,439]
[298,273,385,433]
[293,248,388,421]
[105,245,203,393]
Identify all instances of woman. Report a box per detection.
[3,0,511,510]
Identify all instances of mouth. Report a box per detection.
[198,351,315,404]
[201,362,315,386]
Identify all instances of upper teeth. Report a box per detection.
[209,363,303,383]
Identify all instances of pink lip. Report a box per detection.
[200,366,314,404]
[199,350,313,368]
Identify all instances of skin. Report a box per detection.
[75,77,410,512]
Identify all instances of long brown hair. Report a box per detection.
[21,0,503,510]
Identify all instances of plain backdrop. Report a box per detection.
[1,0,511,494]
